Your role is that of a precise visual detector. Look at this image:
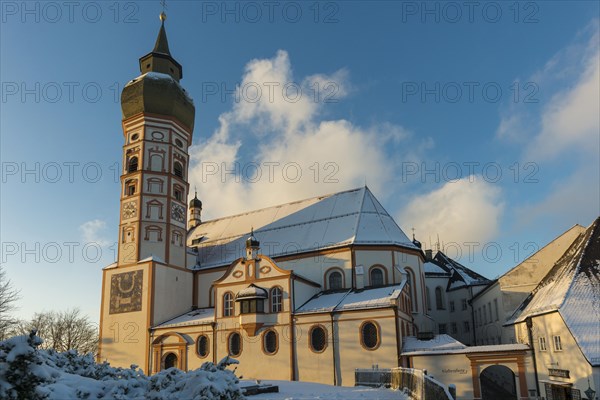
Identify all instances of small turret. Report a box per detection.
[246,228,260,260]
[188,192,202,229]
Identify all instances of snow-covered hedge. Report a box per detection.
[0,332,244,400]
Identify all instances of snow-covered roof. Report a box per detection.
[506,217,600,366]
[152,308,214,329]
[403,338,528,356]
[295,283,406,314]
[424,252,490,290]
[188,187,418,269]
[423,261,449,275]
[103,262,118,270]
[236,284,268,300]
[403,334,466,353]
[138,255,165,264]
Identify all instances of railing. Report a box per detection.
[354,367,391,388]
[355,367,454,400]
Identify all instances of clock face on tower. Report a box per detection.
[109,270,143,314]
[171,203,185,223]
[122,202,137,219]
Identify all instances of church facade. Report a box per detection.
[97,15,599,397]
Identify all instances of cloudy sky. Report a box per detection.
[1,1,598,323]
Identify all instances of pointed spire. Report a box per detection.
[153,14,171,55]
[138,11,183,81]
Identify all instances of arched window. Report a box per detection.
[197,335,209,358]
[327,269,343,290]
[361,321,380,350]
[309,325,327,353]
[263,330,278,355]
[128,157,138,173]
[435,286,445,310]
[426,287,431,311]
[174,161,184,178]
[404,267,418,312]
[370,268,384,287]
[228,332,241,357]
[163,353,178,370]
[125,179,136,196]
[270,287,283,313]
[223,292,233,317]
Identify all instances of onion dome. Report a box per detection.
[189,192,202,208]
[412,232,422,249]
[246,228,260,248]
[121,12,195,131]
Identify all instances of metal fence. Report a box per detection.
[354,368,392,387]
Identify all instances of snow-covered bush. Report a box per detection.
[0,332,244,400]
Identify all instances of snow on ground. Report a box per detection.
[240,380,410,400]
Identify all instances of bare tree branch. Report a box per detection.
[0,266,20,340]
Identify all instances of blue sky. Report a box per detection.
[1,1,598,323]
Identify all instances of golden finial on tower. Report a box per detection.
[159,0,167,22]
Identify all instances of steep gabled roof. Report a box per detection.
[187,187,418,269]
[507,217,600,366]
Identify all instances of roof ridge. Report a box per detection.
[194,186,363,226]
[351,187,368,244]
[200,211,364,245]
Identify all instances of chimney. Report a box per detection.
[425,249,433,261]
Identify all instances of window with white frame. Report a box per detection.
[553,335,562,351]
[223,292,233,317]
[270,287,283,313]
[539,336,547,351]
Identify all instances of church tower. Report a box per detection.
[98,12,195,371]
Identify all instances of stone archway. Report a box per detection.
[151,331,192,373]
[467,349,529,400]
[480,365,517,400]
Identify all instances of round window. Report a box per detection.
[131,133,139,141]
[175,138,184,148]
[151,131,165,140]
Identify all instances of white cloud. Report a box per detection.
[398,176,504,246]
[189,50,422,219]
[79,219,110,247]
[497,21,599,160]
[526,46,599,160]
[495,21,599,232]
